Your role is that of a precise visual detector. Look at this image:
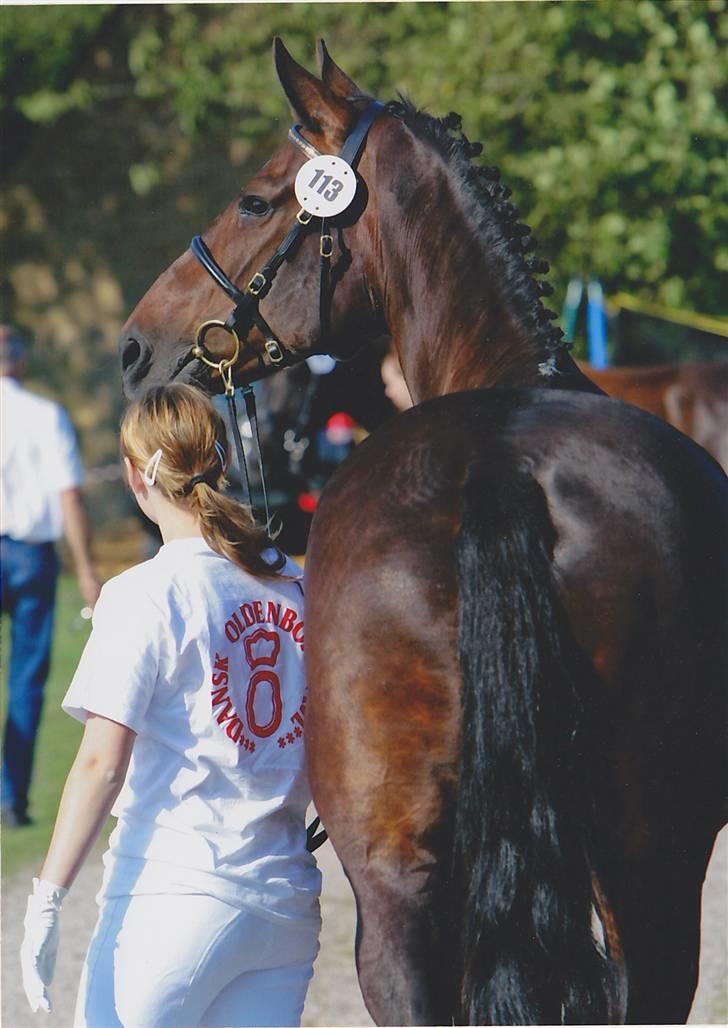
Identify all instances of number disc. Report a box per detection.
[294,155,357,217]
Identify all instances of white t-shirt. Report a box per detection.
[62,537,321,922]
[0,376,85,542]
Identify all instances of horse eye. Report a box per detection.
[239,195,270,217]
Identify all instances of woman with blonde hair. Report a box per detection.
[20,384,321,1027]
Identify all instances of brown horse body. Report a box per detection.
[306,391,725,1024]
[119,41,727,1024]
[581,361,728,472]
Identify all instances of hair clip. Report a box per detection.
[142,448,163,486]
[214,440,229,472]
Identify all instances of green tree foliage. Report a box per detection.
[1,6,111,122]
[1,2,725,442]
[3,1,725,315]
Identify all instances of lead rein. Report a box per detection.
[225,389,253,513]
[242,384,271,529]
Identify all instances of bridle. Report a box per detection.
[185,98,385,387]
[176,99,384,533]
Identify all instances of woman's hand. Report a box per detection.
[20,877,68,1013]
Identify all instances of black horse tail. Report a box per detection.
[453,463,610,1025]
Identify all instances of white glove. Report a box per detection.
[20,877,68,1014]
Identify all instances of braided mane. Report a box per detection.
[385,98,568,367]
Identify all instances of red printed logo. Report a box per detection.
[210,654,256,753]
[210,598,305,755]
[243,628,281,670]
[244,630,283,738]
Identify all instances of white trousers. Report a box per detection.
[74,892,321,1027]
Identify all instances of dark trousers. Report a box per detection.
[1,536,59,816]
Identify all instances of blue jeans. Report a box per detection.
[1,536,59,816]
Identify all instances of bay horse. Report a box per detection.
[118,40,727,1025]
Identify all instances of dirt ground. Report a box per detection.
[2,827,726,1027]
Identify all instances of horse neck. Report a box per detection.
[370,127,579,402]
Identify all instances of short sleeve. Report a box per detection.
[62,576,164,732]
[48,404,84,492]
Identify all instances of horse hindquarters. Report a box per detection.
[306,450,621,1023]
[453,463,617,1025]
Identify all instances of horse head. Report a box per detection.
[122,38,581,403]
[119,39,400,399]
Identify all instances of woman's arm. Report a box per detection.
[40,713,136,889]
[22,715,136,1013]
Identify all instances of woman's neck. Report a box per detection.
[154,499,204,544]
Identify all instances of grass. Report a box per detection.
[1,576,97,877]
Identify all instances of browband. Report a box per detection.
[287,100,385,166]
[288,125,321,161]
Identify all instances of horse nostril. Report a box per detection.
[121,338,142,372]
[118,331,153,395]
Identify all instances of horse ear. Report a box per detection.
[316,39,364,99]
[273,37,349,135]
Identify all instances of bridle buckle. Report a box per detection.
[320,234,334,259]
[248,271,267,296]
[296,209,314,226]
[264,338,285,365]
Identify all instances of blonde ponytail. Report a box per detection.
[188,481,286,579]
[121,384,287,580]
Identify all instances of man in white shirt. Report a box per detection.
[1,325,101,826]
